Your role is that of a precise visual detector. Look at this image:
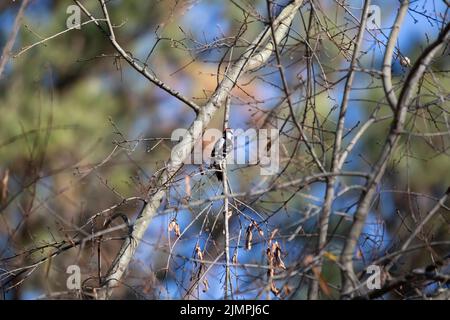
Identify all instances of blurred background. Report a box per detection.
[0,0,448,299]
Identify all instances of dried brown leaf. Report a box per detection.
[273,241,286,270]
[168,220,176,232]
[266,247,273,263]
[252,220,264,237]
[202,278,209,292]
[283,284,292,296]
[257,228,264,237]
[174,223,181,237]
[195,244,203,261]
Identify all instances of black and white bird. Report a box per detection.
[210,128,233,181]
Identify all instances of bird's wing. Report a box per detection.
[211,137,224,159]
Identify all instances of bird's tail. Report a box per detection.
[212,162,223,181]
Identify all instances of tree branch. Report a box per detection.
[309,0,371,300]
[0,0,29,79]
[74,0,201,114]
[382,0,409,112]
[222,95,231,299]
[94,0,305,299]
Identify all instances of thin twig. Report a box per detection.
[75,0,201,114]
[222,95,232,299]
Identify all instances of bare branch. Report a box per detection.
[309,0,371,300]
[74,0,202,114]
[0,0,29,78]
[245,0,303,72]
[340,21,450,298]
[96,0,305,299]
[382,0,409,112]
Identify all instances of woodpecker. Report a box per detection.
[210,128,233,181]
